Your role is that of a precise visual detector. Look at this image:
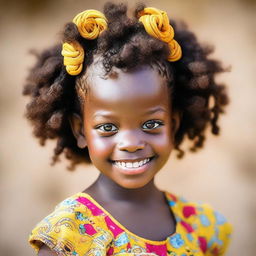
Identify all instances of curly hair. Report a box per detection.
[23,2,229,170]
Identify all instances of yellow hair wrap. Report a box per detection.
[73,9,108,39]
[62,9,108,75]
[167,40,182,62]
[61,41,84,76]
[138,7,182,62]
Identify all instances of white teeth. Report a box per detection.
[127,162,133,168]
[114,158,151,169]
[133,162,139,168]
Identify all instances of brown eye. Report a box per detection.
[97,123,118,133]
[142,120,163,130]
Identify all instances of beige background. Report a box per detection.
[0,0,255,255]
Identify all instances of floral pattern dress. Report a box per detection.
[29,191,232,256]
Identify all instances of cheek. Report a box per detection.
[86,131,113,160]
[155,135,172,152]
[152,128,173,156]
[153,136,172,171]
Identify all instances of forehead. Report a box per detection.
[82,64,171,113]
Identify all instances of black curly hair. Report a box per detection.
[23,2,229,170]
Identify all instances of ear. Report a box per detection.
[171,110,182,139]
[69,113,87,149]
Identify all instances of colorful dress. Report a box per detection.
[29,191,232,256]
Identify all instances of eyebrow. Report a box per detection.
[143,107,167,115]
[93,107,166,119]
[93,111,116,120]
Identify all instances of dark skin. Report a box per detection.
[39,65,180,256]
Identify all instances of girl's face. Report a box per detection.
[78,65,178,189]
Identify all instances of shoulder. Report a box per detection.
[165,191,233,255]
[29,193,113,256]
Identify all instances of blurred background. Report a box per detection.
[0,0,255,255]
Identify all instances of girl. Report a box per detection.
[23,2,232,256]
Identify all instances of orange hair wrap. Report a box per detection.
[62,10,108,76]
[62,7,182,76]
[61,41,84,76]
[138,7,182,62]
[73,9,108,40]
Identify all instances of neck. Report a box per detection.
[86,173,164,204]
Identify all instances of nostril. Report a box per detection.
[119,146,144,152]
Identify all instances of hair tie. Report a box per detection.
[73,9,108,39]
[138,7,182,62]
[61,41,84,76]
[62,9,108,76]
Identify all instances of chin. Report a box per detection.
[117,178,152,190]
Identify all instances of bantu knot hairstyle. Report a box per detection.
[23,2,229,170]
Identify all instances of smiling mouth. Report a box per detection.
[111,157,154,169]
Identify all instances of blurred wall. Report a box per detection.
[0,0,255,255]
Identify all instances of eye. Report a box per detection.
[142,120,163,130]
[96,123,118,133]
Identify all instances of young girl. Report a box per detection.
[23,2,232,256]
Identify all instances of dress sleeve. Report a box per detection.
[194,203,233,256]
[28,197,113,256]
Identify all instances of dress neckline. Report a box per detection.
[76,190,181,245]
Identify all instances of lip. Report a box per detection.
[111,156,155,175]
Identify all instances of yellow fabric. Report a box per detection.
[28,192,232,256]
[29,197,113,256]
[138,7,182,62]
[61,41,84,76]
[73,9,108,40]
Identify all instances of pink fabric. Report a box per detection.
[105,215,124,238]
[77,197,104,216]
[107,247,114,256]
[146,243,167,256]
[180,221,194,233]
[198,236,207,253]
[182,206,196,218]
[83,224,97,235]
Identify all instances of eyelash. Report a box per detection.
[96,123,118,133]
[95,120,164,134]
[142,120,163,130]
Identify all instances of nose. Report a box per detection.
[117,130,146,152]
